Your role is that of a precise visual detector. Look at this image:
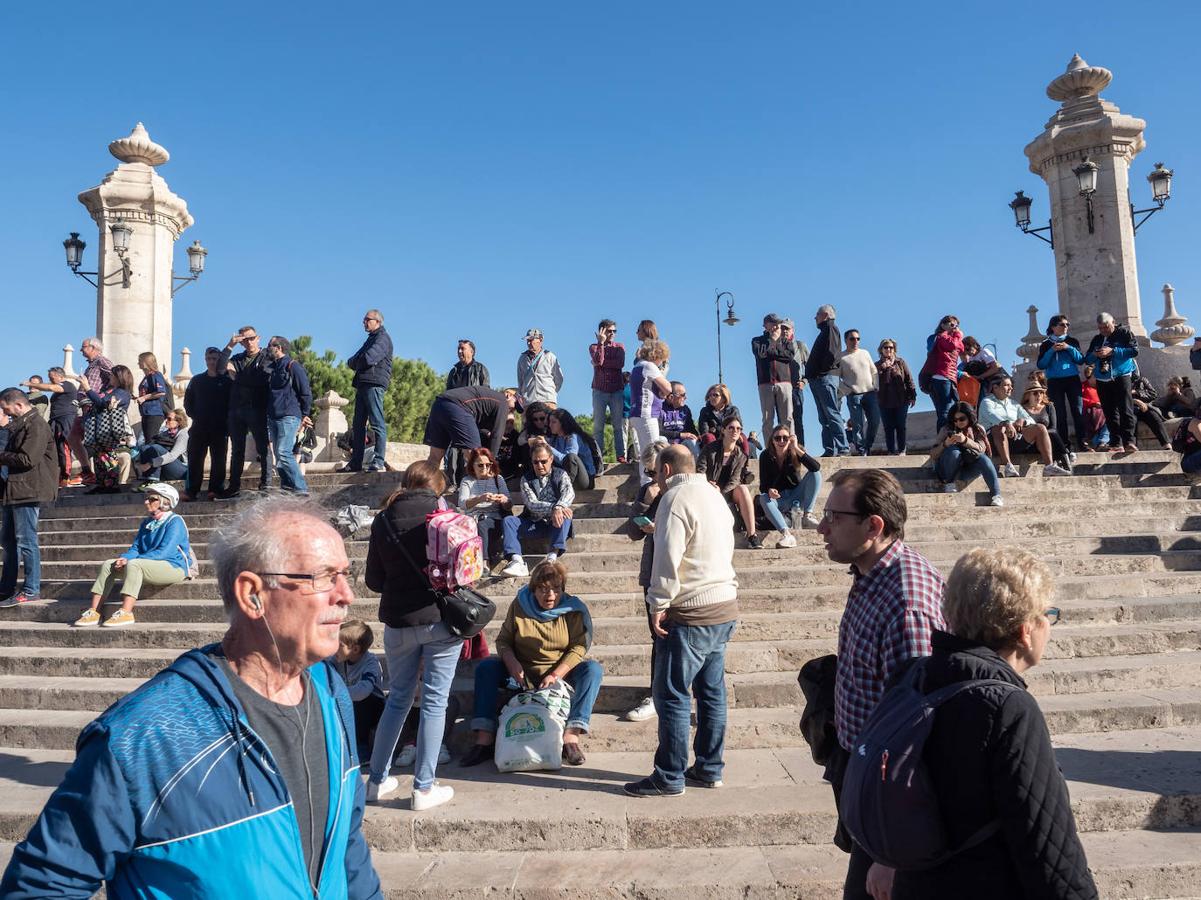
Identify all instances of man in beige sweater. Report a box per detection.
[624,445,739,797]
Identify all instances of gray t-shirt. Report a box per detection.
[215,655,330,888]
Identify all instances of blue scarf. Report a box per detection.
[516,585,594,650]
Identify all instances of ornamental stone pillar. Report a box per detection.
[1023,56,1148,345]
[77,123,194,376]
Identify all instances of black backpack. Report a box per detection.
[1171,417,1196,455]
[840,661,1018,870]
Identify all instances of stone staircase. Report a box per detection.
[2,454,1201,897]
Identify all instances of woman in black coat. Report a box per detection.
[876,546,1097,900]
[362,460,462,811]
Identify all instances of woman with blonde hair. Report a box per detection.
[629,340,672,485]
[135,351,172,441]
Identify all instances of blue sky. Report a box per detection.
[2,2,1198,428]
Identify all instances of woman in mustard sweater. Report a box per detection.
[461,561,602,767]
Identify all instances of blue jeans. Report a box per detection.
[1182,448,1201,474]
[592,389,625,459]
[502,515,571,556]
[791,386,806,446]
[268,416,308,493]
[757,472,822,531]
[935,445,1001,496]
[369,622,462,791]
[470,656,604,733]
[0,504,41,598]
[930,378,959,432]
[349,386,387,470]
[879,406,908,453]
[810,374,848,454]
[652,619,737,791]
[131,445,187,481]
[845,391,881,454]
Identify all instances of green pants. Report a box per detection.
[91,558,185,600]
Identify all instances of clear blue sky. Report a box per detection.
[2,2,1198,428]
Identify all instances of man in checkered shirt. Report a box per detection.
[816,467,946,900]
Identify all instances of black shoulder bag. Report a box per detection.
[379,509,496,638]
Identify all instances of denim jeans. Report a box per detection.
[268,415,308,493]
[502,515,571,556]
[0,504,41,598]
[227,404,272,490]
[652,618,737,790]
[810,374,848,455]
[1047,376,1086,450]
[791,386,806,446]
[1182,448,1201,474]
[757,471,822,531]
[845,390,881,454]
[470,656,604,733]
[930,378,959,432]
[879,406,908,453]
[368,622,462,791]
[131,445,187,481]
[349,385,387,470]
[592,389,625,460]
[935,445,1001,496]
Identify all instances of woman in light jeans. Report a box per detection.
[629,340,672,485]
[363,461,462,810]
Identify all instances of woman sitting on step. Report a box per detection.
[756,425,822,545]
[461,560,602,767]
[130,410,190,484]
[72,483,192,628]
[877,547,1096,899]
[977,376,1071,479]
[547,407,598,490]
[929,402,1003,507]
[697,415,762,548]
[1019,385,1075,473]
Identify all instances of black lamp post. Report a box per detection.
[62,221,207,294]
[715,290,739,383]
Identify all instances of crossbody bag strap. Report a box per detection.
[379,508,437,594]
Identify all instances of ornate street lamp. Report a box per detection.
[173,240,208,295]
[63,232,86,270]
[62,221,208,295]
[1009,191,1052,247]
[1133,162,1174,232]
[1072,157,1099,233]
[715,290,739,383]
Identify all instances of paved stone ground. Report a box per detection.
[1,452,1200,897]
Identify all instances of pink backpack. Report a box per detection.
[425,504,485,591]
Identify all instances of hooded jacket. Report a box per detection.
[0,646,381,899]
[890,632,1097,900]
[1036,335,1084,380]
[0,409,57,506]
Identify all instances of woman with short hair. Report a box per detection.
[461,561,602,767]
[878,547,1097,900]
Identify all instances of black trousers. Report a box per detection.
[1047,376,1086,449]
[187,427,229,496]
[1136,406,1170,446]
[228,404,271,490]
[825,742,875,900]
[1097,375,1136,447]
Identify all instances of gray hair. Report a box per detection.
[640,437,670,471]
[1096,312,1115,325]
[366,308,384,324]
[82,337,103,351]
[817,304,836,320]
[209,497,333,614]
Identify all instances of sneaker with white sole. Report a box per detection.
[801,512,821,530]
[73,609,101,627]
[412,782,454,811]
[942,483,957,493]
[102,609,136,628]
[543,552,558,565]
[365,775,400,804]
[989,495,1005,507]
[1002,464,1020,478]
[1043,463,1071,477]
[502,557,529,578]
[625,697,657,722]
[776,531,797,548]
[395,744,417,767]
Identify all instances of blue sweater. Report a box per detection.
[549,433,595,476]
[120,513,191,573]
[1036,336,1084,380]
[268,355,314,420]
[0,646,382,899]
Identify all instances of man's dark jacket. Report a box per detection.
[348,327,394,390]
[751,334,797,385]
[889,631,1098,900]
[804,320,843,381]
[0,410,57,505]
[446,360,490,390]
[217,347,272,409]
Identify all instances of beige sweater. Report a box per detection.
[839,348,879,396]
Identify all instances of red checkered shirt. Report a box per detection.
[835,539,946,750]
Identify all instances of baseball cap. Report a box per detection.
[524,328,543,341]
[763,313,782,325]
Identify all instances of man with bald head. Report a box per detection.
[625,444,740,797]
[2,498,383,899]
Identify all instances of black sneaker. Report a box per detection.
[747,534,764,550]
[459,744,495,767]
[683,765,723,789]
[215,489,241,501]
[623,776,684,798]
[0,592,39,609]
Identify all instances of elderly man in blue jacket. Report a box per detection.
[1,497,383,899]
[344,309,393,473]
[1084,312,1139,452]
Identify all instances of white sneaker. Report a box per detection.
[365,775,400,804]
[1002,464,1020,478]
[777,531,797,548]
[395,744,416,767]
[1043,463,1071,477]
[438,744,451,765]
[989,495,1005,507]
[942,483,958,493]
[1068,451,1078,464]
[625,697,657,722]
[801,512,821,530]
[544,552,558,565]
[502,556,529,578]
[412,782,454,811]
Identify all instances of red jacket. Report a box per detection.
[927,331,964,381]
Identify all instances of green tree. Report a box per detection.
[574,413,617,463]
[291,335,354,401]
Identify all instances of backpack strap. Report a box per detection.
[378,508,438,595]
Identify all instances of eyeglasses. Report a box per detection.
[881,344,895,350]
[772,435,790,443]
[531,457,553,467]
[1045,607,1061,626]
[821,507,866,524]
[605,329,616,335]
[242,334,258,342]
[847,336,860,342]
[144,496,161,505]
[673,392,687,399]
[258,566,356,594]
[725,424,742,432]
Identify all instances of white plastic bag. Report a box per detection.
[494,681,573,773]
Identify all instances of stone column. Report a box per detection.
[1023,56,1148,345]
[77,123,194,376]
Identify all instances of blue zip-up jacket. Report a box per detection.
[0,646,382,899]
[1036,335,1084,379]
[268,355,314,421]
[119,512,191,573]
[347,328,393,390]
[1084,325,1138,381]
